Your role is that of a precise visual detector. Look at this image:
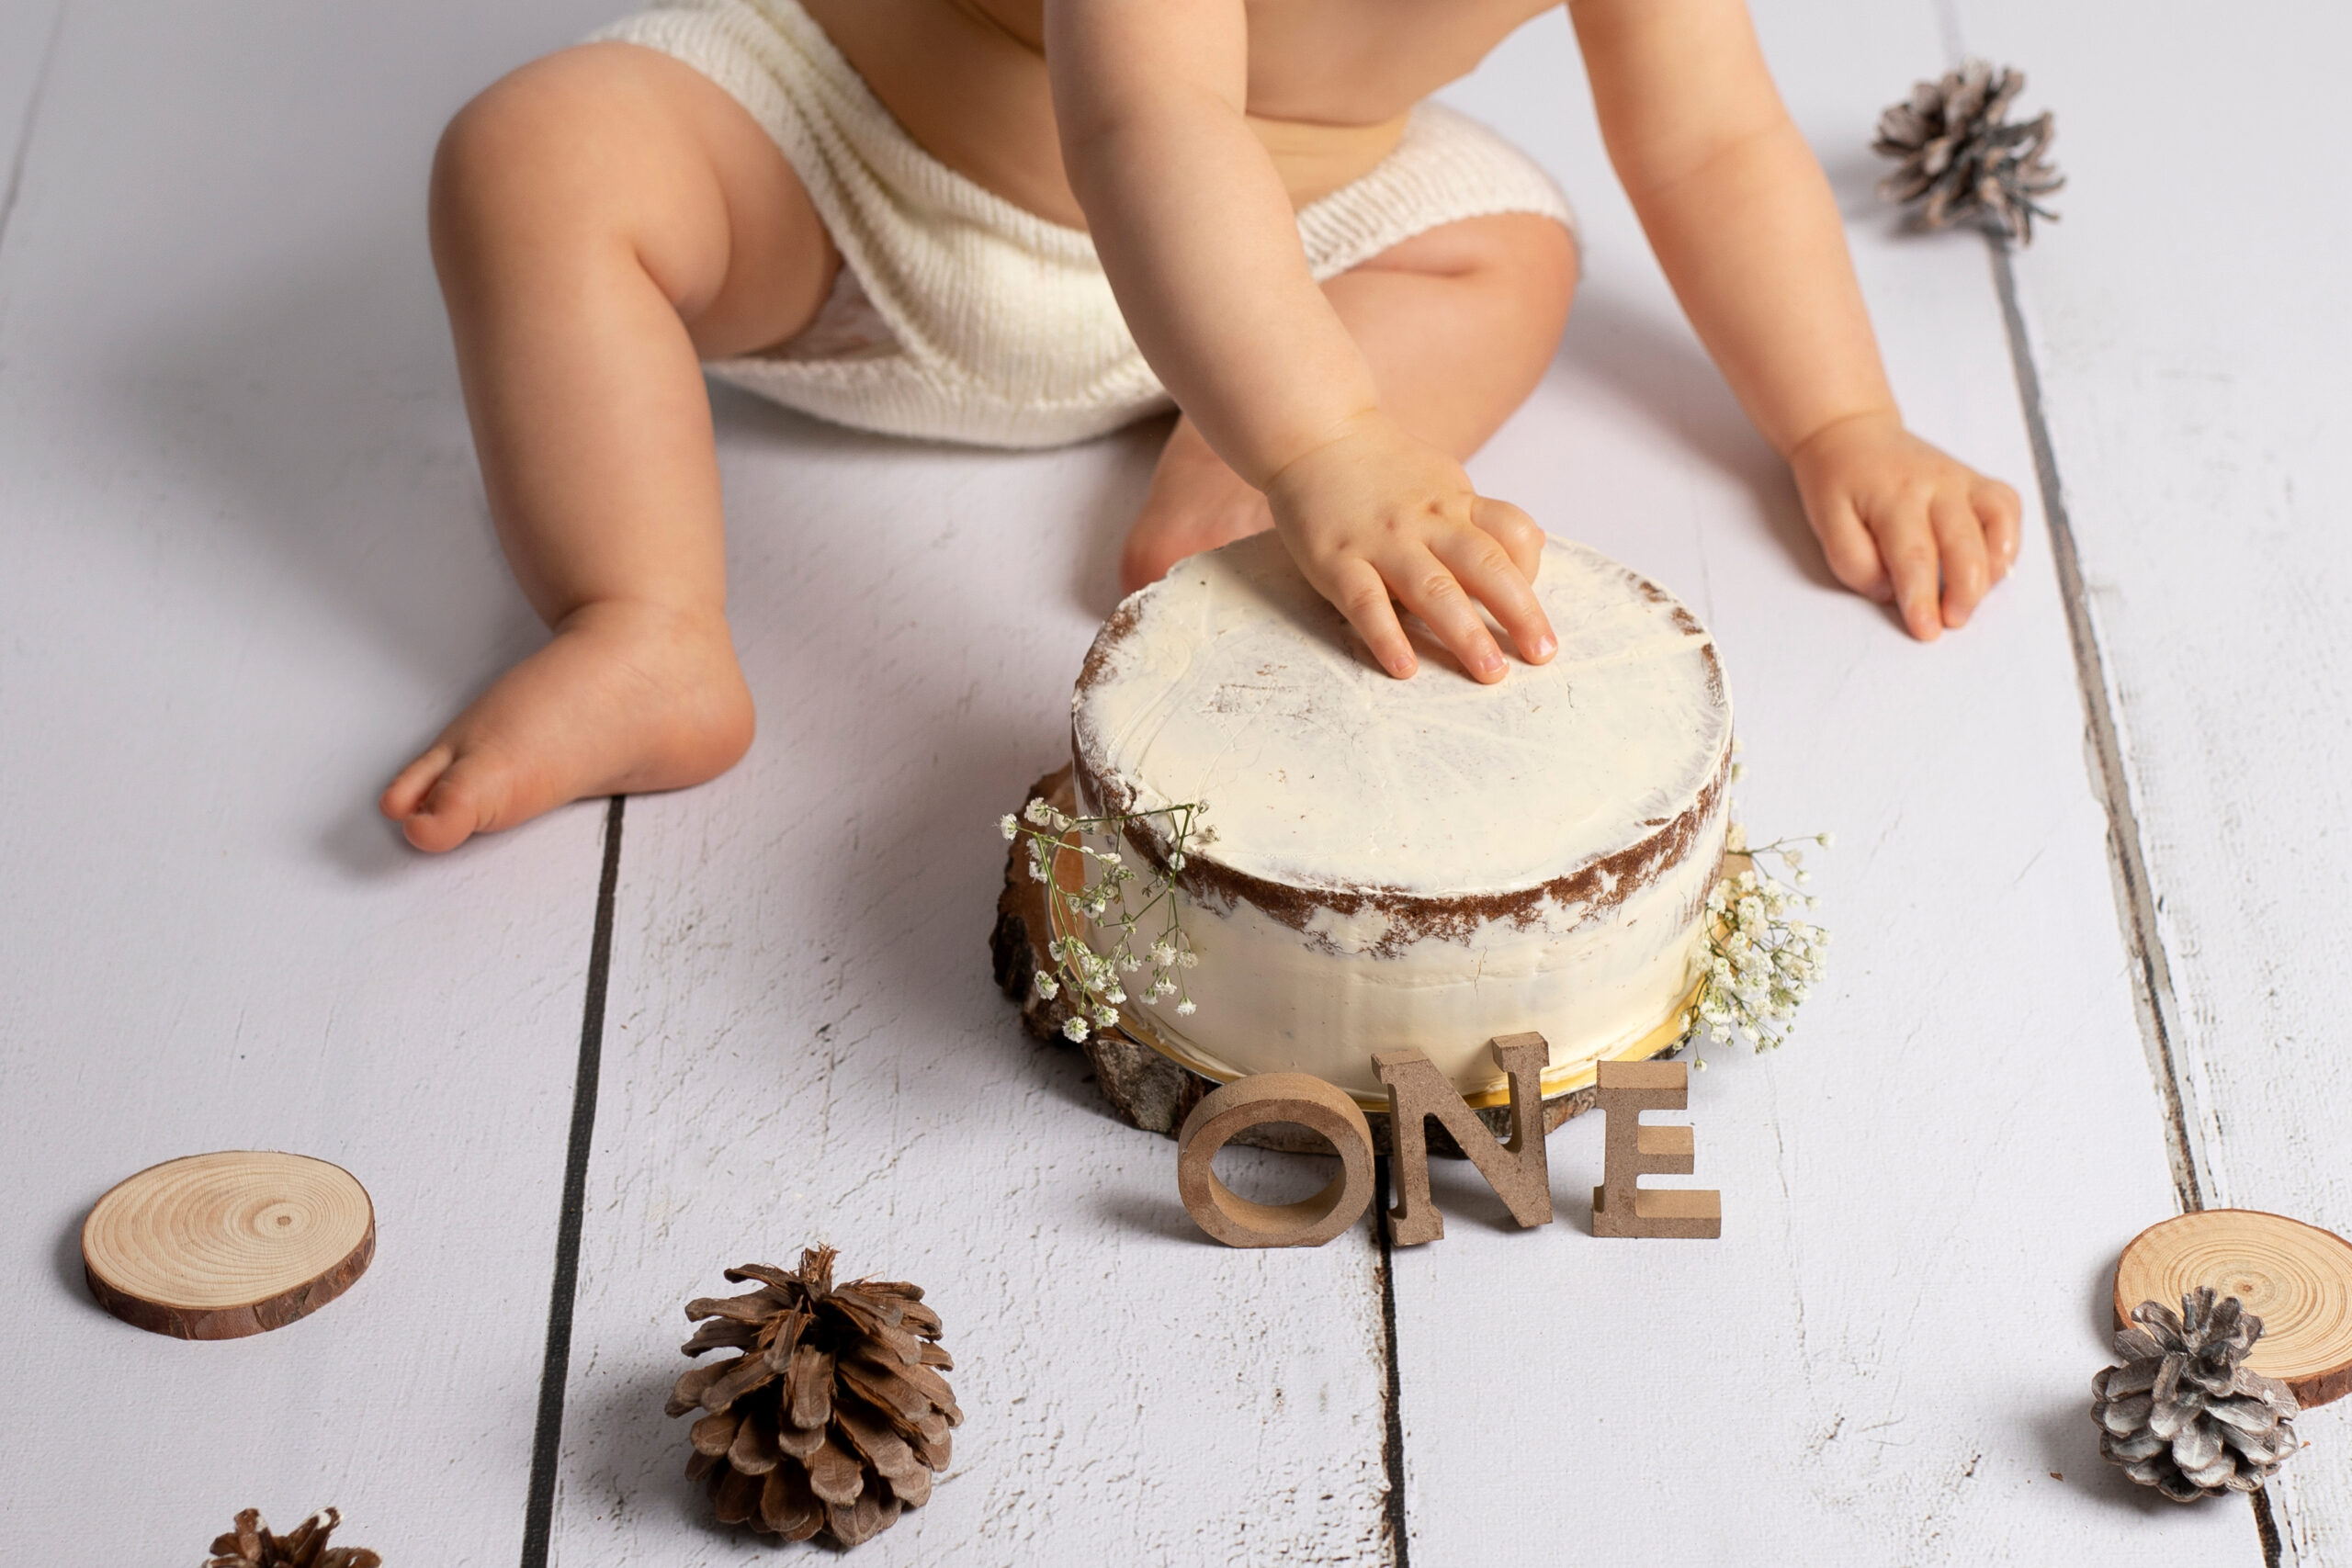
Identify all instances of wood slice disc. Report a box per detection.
[2114,1208,2352,1407]
[82,1151,375,1340]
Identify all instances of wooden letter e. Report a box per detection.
[1590,1059,1721,1238]
[1374,1032,1553,1246]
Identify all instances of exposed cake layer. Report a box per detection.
[1071,532,1732,1098]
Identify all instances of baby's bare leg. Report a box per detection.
[381,43,838,852]
[1120,212,1577,594]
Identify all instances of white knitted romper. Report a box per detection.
[592,0,1577,449]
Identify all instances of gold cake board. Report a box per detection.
[1110,981,1702,1115]
[990,768,1698,1153]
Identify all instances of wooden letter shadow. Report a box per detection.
[1375,1033,1554,1247]
[1591,1059,1720,1238]
[1176,1074,1378,1247]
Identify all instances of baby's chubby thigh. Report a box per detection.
[1321,210,1579,459]
[430,40,841,358]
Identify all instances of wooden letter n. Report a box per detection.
[1590,1059,1721,1238]
[1374,1032,1553,1247]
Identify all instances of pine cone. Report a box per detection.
[1873,59,2063,242]
[204,1507,380,1568]
[670,1246,960,1547]
[2093,1288,2302,1501]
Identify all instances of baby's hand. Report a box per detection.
[1262,412,1557,682]
[1790,412,2022,640]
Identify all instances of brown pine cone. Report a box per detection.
[1873,59,2063,242]
[2093,1288,2302,1501]
[671,1246,960,1547]
[205,1507,380,1568]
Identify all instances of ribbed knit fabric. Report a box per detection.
[592,0,1577,449]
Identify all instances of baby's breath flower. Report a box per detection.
[1686,802,1832,1060]
[1010,795,1212,1047]
[1816,831,1835,848]
[1176,998,1197,1016]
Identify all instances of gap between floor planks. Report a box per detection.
[1989,236,2283,1566]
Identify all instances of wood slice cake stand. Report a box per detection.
[82,1151,376,1340]
[2114,1209,2352,1407]
[991,768,1691,1156]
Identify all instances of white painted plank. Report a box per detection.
[547,409,1394,1564]
[1951,1,2352,1560]
[1392,6,2257,1562]
[0,0,630,1561]
[0,0,66,240]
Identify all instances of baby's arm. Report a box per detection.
[1571,0,2021,638]
[1044,0,1555,682]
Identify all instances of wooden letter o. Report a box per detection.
[1176,1074,1377,1248]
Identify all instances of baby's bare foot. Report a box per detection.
[380,601,753,852]
[1120,428,1276,594]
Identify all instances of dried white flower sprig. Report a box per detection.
[999,795,1211,1043]
[1688,821,1832,1066]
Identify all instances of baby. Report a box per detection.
[382,0,2019,852]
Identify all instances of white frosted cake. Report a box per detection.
[1069,532,1732,1102]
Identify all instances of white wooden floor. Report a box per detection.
[1,1,2342,1563]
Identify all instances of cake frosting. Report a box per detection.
[1070,532,1732,1102]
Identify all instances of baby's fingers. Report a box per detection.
[1931,491,1991,628]
[1878,502,1943,642]
[1973,478,2022,582]
[1387,548,1510,683]
[1473,496,1547,585]
[1812,491,1891,602]
[1319,557,1419,679]
[1433,525,1555,666]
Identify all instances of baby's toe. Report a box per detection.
[401,752,503,854]
[380,745,453,821]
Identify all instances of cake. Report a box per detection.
[1069,531,1732,1104]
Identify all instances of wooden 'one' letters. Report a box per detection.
[1375,1033,1553,1246]
[1590,1059,1721,1238]
[1175,1073,1377,1248]
[1174,1043,1724,1248]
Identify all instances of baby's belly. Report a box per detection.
[799,0,1409,231]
